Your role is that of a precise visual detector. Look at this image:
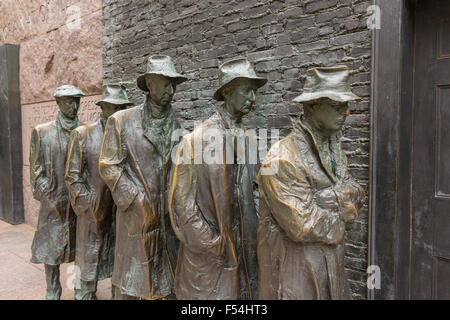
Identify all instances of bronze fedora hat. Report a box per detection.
[293,65,360,103]
[213,57,267,101]
[95,84,133,106]
[53,85,86,98]
[137,55,187,92]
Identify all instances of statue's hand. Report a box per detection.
[214,231,238,267]
[88,190,100,220]
[135,192,159,232]
[37,180,50,199]
[335,183,359,222]
[340,203,358,222]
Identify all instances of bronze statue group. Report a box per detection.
[29,56,365,300]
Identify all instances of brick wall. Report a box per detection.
[102,0,372,299]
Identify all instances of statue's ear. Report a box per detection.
[303,102,313,113]
[222,86,231,100]
[171,80,177,91]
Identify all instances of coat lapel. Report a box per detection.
[298,121,345,184]
[141,104,178,162]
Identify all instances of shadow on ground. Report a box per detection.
[0,219,112,300]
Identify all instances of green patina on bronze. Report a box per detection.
[169,57,267,300]
[258,65,366,300]
[65,84,132,300]
[99,56,186,300]
[29,84,85,300]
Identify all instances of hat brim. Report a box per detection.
[95,98,133,106]
[213,77,268,101]
[137,72,188,92]
[54,93,85,98]
[292,91,361,103]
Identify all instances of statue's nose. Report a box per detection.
[342,108,350,117]
[249,90,256,102]
[168,84,174,95]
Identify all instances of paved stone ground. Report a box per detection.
[0,219,112,300]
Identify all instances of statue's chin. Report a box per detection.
[64,114,76,119]
[160,101,171,108]
[241,106,253,114]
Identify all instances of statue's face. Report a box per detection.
[307,99,350,133]
[222,78,257,117]
[100,102,127,118]
[146,74,175,107]
[56,96,80,119]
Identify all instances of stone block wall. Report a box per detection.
[0,0,103,226]
[102,0,372,299]
[0,0,103,104]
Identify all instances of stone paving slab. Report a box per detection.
[0,219,112,300]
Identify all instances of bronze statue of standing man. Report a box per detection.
[169,57,267,299]
[29,85,85,300]
[99,56,186,300]
[65,85,133,300]
[257,65,366,299]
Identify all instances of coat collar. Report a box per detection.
[213,107,249,165]
[99,113,107,130]
[140,103,178,159]
[56,110,81,132]
[216,106,243,131]
[295,118,346,183]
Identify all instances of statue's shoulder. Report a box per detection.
[33,120,57,137]
[263,134,298,164]
[72,123,93,140]
[180,124,201,147]
[187,114,223,146]
[109,105,140,124]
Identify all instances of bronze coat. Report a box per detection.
[29,114,79,265]
[257,120,365,300]
[65,118,115,282]
[98,104,179,299]
[169,109,258,300]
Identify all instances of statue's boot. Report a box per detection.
[113,286,140,300]
[44,264,62,300]
[74,280,97,300]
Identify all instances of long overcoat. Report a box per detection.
[257,120,365,300]
[29,113,79,265]
[98,104,179,299]
[169,108,259,300]
[65,117,115,283]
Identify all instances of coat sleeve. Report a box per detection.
[258,157,345,245]
[29,128,50,201]
[168,136,221,254]
[334,172,366,223]
[65,129,94,217]
[98,116,138,213]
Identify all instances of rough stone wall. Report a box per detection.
[102,0,372,299]
[0,0,103,104]
[0,0,103,226]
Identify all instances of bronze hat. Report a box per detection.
[137,55,187,92]
[293,65,360,103]
[213,57,267,101]
[53,85,85,98]
[95,84,133,106]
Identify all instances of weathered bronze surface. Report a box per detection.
[29,84,85,300]
[65,85,132,300]
[169,57,267,300]
[99,56,186,300]
[257,65,365,300]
